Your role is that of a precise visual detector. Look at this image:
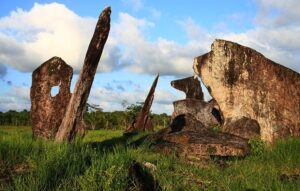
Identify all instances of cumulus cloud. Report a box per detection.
[256,0,300,27]
[112,6,300,75]
[112,12,207,77]
[177,3,300,73]
[1,2,299,77]
[0,3,122,73]
[0,86,30,111]
[0,3,209,77]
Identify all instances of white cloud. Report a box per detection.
[1,2,299,76]
[256,0,300,27]
[112,13,207,77]
[0,3,121,73]
[0,86,30,111]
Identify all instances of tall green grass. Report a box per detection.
[1,126,300,190]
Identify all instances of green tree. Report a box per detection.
[84,103,103,130]
[125,102,144,126]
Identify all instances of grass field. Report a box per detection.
[1,126,300,190]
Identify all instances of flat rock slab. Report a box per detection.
[145,114,250,160]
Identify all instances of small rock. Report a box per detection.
[143,162,157,171]
[127,161,160,191]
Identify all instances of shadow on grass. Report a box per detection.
[88,131,151,152]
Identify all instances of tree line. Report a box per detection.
[84,102,171,130]
[0,103,171,130]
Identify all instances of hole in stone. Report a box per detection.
[197,76,212,101]
[170,114,186,132]
[211,108,222,124]
[51,86,60,97]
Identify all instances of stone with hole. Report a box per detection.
[31,57,73,139]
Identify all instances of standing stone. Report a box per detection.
[31,57,72,139]
[128,74,159,132]
[55,7,111,142]
[193,39,300,142]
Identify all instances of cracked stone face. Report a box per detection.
[31,57,73,139]
[193,39,300,142]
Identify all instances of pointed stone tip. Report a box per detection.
[104,6,111,13]
[99,6,111,17]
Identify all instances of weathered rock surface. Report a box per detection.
[55,6,111,142]
[146,114,250,159]
[223,117,260,139]
[172,98,222,128]
[171,76,204,100]
[193,39,300,142]
[170,77,222,128]
[31,57,72,139]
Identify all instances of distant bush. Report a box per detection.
[0,110,31,126]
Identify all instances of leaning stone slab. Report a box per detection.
[126,74,159,133]
[55,7,111,142]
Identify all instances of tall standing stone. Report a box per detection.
[128,74,159,132]
[55,7,111,142]
[31,57,72,139]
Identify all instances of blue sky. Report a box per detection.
[0,0,299,114]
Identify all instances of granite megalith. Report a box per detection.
[193,39,300,142]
